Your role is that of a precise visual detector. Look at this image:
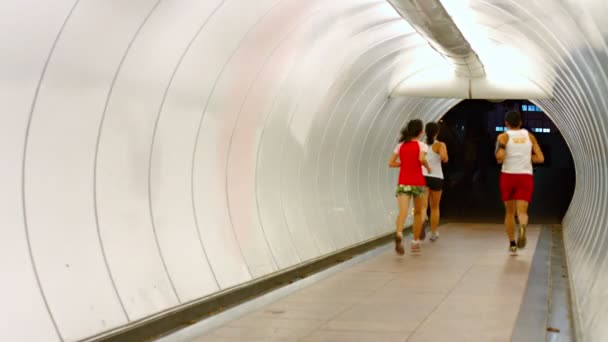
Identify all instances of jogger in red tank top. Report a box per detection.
[389,119,431,255]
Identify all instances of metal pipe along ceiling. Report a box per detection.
[386,0,485,78]
[0,0,607,341]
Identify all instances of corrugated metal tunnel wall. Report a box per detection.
[0,0,605,341]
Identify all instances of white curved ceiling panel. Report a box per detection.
[146,0,226,305]
[94,0,189,321]
[254,13,329,265]
[308,55,402,250]
[223,0,322,275]
[193,0,293,280]
[258,1,411,258]
[225,1,325,271]
[97,0,236,315]
[185,0,284,288]
[2,0,608,340]
[23,0,162,339]
[0,1,78,341]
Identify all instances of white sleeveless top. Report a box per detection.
[422,141,443,179]
[502,129,533,175]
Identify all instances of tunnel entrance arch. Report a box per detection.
[433,99,575,223]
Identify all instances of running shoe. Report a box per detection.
[395,233,404,255]
[430,231,439,242]
[509,245,518,256]
[517,224,527,248]
[411,240,421,254]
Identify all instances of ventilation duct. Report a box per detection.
[386,0,552,100]
[387,0,485,78]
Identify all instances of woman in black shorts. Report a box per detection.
[421,122,448,241]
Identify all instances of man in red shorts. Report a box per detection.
[495,111,544,255]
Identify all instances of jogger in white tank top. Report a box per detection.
[421,122,448,241]
[495,111,544,255]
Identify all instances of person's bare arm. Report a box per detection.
[389,153,400,168]
[495,133,508,164]
[438,142,448,163]
[529,133,545,164]
[420,150,431,173]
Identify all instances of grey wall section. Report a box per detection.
[0,0,606,341]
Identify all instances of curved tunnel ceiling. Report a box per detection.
[0,0,606,341]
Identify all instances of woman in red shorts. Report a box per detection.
[496,111,544,255]
[389,119,431,254]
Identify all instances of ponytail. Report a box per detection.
[425,122,440,145]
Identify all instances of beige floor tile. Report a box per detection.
[450,276,527,297]
[251,299,353,320]
[203,325,313,341]
[407,327,511,342]
[311,272,396,292]
[428,296,520,323]
[466,263,532,279]
[228,316,325,330]
[286,287,374,304]
[301,330,408,342]
[360,285,445,300]
[383,270,465,292]
[321,320,412,333]
[330,292,444,331]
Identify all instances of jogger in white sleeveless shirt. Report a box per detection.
[495,111,544,255]
[421,122,448,241]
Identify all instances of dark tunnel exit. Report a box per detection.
[436,100,575,224]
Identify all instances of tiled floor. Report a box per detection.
[177,223,540,342]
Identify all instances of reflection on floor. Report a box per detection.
[163,223,540,342]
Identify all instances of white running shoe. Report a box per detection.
[430,231,439,242]
[411,240,421,254]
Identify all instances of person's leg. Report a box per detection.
[395,193,411,255]
[505,200,517,254]
[504,201,516,241]
[514,174,533,248]
[500,172,517,254]
[396,194,411,236]
[413,194,424,240]
[421,187,430,224]
[430,190,443,237]
[411,192,425,252]
[516,200,529,248]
